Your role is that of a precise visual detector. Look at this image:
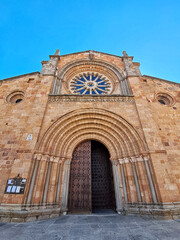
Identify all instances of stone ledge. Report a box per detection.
[0,203,180,222]
[0,206,61,223]
[48,94,134,103]
[126,202,180,220]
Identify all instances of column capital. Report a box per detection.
[124,157,130,163]
[143,155,149,161]
[111,160,119,166]
[118,159,124,164]
[64,159,71,165]
[41,154,50,162]
[130,156,136,163]
[49,156,55,162]
[34,153,42,161]
[54,156,61,163]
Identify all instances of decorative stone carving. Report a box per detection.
[130,156,137,163]
[53,58,129,95]
[57,59,126,81]
[40,49,60,76]
[111,160,119,166]
[41,154,50,162]
[48,95,134,103]
[54,49,60,56]
[34,153,42,161]
[89,50,94,60]
[69,72,112,95]
[122,51,141,77]
[122,51,128,57]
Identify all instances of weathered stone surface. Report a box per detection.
[0,50,179,222]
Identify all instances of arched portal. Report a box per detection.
[27,108,158,215]
[68,140,115,213]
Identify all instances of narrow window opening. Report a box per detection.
[158,99,165,105]
[15,99,23,103]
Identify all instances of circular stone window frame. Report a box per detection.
[5,90,25,104]
[156,92,175,106]
[69,71,113,95]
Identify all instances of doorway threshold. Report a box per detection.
[92,209,117,215]
[68,209,117,216]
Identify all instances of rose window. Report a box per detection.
[69,72,112,95]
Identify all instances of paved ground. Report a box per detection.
[0,211,180,240]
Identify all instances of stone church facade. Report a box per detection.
[0,50,179,222]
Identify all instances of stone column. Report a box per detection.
[143,156,158,203]
[119,159,128,208]
[124,79,132,95]
[120,80,126,95]
[56,159,63,204]
[42,160,52,204]
[51,76,57,94]
[57,78,63,95]
[26,154,41,204]
[60,159,71,215]
[111,160,123,213]
[131,157,142,202]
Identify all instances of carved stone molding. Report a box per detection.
[54,58,133,95]
[41,50,60,76]
[57,59,126,81]
[111,160,119,166]
[122,55,141,77]
[64,159,71,165]
[34,153,42,161]
[41,154,50,162]
[41,57,59,76]
[118,155,148,164]
[48,95,134,103]
[34,153,63,163]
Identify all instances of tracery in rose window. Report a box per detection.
[69,72,112,95]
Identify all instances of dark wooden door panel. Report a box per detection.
[68,140,115,213]
[68,140,91,213]
[91,141,115,209]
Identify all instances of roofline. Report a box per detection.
[59,50,134,59]
[0,72,40,82]
[142,75,180,86]
[2,67,178,87]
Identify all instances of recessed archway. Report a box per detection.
[29,108,157,215]
[37,108,147,159]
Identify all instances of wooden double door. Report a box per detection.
[68,140,115,213]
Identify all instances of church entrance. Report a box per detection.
[68,140,116,213]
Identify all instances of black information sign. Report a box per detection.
[4,176,26,194]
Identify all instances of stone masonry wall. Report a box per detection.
[129,75,180,202]
[0,50,179,209]
[0,73,54,204]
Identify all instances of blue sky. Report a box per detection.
[0,0,180,83]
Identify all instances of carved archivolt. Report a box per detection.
[57,59,126,81]
[36,108,147,159]
[51,58,132,95]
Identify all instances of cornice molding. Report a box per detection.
[48,94,134,103]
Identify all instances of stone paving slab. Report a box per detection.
[0,214,180,240]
